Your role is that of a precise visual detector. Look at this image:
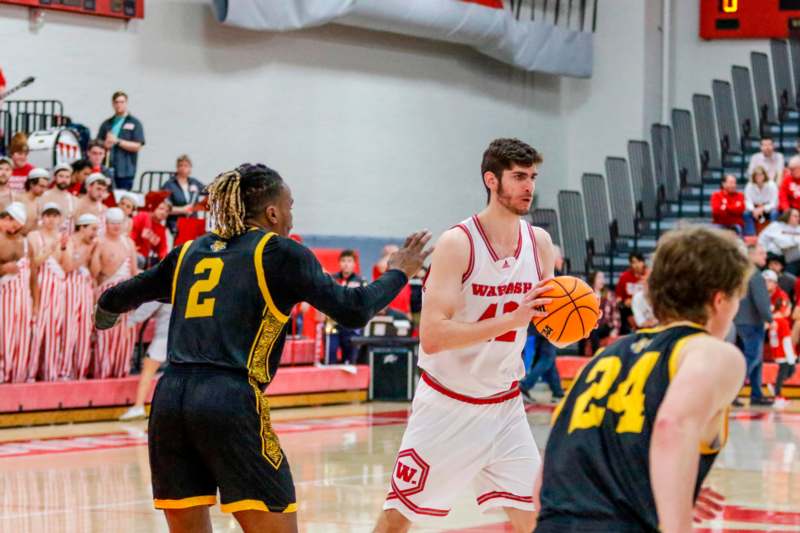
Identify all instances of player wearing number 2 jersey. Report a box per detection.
[375,139,558,533]
[534,227,751,533]
[96,164,431,533]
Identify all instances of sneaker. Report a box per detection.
[774,396,789,409]
[750,397,775,407]
[340,364,358,375]
[520,388,535,404]
[119,405,146,421]
[731,398,745,407]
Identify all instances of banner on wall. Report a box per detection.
[210,0,593,78]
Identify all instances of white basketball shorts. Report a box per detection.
[383,373,541,521]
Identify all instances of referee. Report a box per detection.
[96,163,430,533]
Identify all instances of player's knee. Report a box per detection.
[374,509,411,533]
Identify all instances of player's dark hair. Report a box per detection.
[761,136,773,143]
[720,173,737,188]
[112,91,128,101]
[339,250,356,261]
[24,177,46,191]
[207,163,284,239]
[779,209,798,223]
[87,139,105,152]
[628,251,645,263]
[648,226,751,324]
[71,159,92,175]
[480,138,542,203]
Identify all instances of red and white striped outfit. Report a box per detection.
[29,234,67,382]
[63,266,95,379]
[0,240,33,383]
[94,255,134,378]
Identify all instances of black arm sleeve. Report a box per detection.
[267,239,408,329]
[97,245,182,313]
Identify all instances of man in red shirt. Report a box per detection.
[780,156,800,212]
[7,133,33,192]
[67,159,94,197]
[130,193,170,269]
[614,251,647,335]
[710,174,746,234]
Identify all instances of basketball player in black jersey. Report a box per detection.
[534,226,751,533]
[95,163,430,533]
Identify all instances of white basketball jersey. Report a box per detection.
[418,215,544,398]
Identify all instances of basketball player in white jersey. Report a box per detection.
[375,138,558,533]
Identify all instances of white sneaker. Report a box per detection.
[119,405,146,421]
[341,364,358,375]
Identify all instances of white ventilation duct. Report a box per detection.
[211,0,593,78]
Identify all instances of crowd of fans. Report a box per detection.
[0,91,206,391]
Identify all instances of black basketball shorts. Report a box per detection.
[148,364,295,513]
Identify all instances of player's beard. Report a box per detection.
[497,180,530,216]
[56,182,71,190]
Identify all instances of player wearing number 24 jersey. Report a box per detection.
[534,227,751,533]
[96,164,431,533]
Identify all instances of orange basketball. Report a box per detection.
[533,276,600,345]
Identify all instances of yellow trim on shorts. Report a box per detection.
[220,500,297,513]
[154,495,216,509]
[253,232,289,323]
[170,240,194,304]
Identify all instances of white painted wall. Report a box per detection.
[0,0,566,238]
[0,0,777,238]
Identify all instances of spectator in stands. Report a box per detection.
[763,269,796,407]
[74,173,110,235]
[373,244,399,280]
[734,243,774,406]
[0,157,17,211]
[632,277,657,329]
[39,163,76,233]
[28,203,68,382]
[19,168,50,235]
[615,251,647,334]
[67,159,93,197]
[161,154,205,235]
[758,208,800,275]
[744,166,779,236]
[519,326,565,405]
[130,193,170,269]
[579,271,620,355]
[409,266,427,334]
[90,207,138,378]
[748,136,785,183]
[326,250,366,365]
[553,244,567,275]
[85,139,116,187]
[8,133,33,192]
[373,243,412,316]
[779,156,800,212]
[117,191,140,234]
[711,174,746,235]
[766,256,797,302]
[61,213,99,380]
[0,202,32,383]
[98,91,145,191]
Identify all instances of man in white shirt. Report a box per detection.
[747,137,785,183]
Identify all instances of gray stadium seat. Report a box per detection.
[627,141,658,219]
[557,190,588,274]
[692,94,721,169]
[581,173,611,253]
[712,80,740,154]
[651,124,679,202]
[732,65,758,140]
[605,157,636,236]
[770,39,795,112]
[790,39,800,105]
[752,51,777,124]
[671,109,701,186]
[529,207,562,246]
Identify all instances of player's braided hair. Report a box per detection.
[207,163,285,239]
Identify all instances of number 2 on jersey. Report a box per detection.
[568,352,660,434]
[478,302,519,342]
[185,258,225,318]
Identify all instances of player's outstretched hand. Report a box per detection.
[510,279,553,329]
[94,304,120,330]
[388,230,433,279]
[693,486,724,524]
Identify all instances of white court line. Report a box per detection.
[0,472,393,521]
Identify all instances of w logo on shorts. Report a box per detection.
[392,449,430,496]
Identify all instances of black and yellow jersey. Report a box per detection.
[536,323,728,532]
[98,228,407,386]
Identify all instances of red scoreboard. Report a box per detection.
[0,0,143,20]
[700,0,800,39]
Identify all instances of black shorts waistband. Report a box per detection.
[536,515,656,533]
[164,363,250,379]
